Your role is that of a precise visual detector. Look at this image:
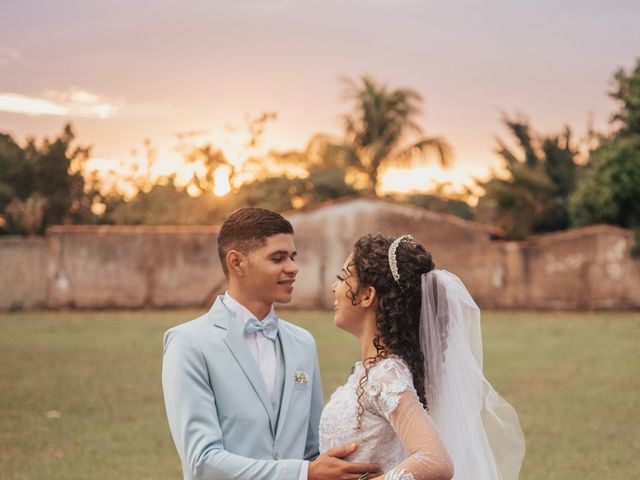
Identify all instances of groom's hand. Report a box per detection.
[308,443,381,480]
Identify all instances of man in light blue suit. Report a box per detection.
[162,208,379,480]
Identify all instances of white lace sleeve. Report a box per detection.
[364,358,414,420]
[366,359,455,480]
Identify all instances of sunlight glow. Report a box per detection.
[214,166,232,196]
[380,166,471,195]
[84,151,499,204]
[379,152,502,204]
[186,183,201,197]
[82,120,501,205]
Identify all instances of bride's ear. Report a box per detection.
[360,286,377,308]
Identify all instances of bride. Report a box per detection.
[319,234,525,480]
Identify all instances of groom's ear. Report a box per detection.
[360,286,377,308]
[226,250,246,277]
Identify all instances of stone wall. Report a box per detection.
[287,198,640,310]
[286,197,505,309]
[0,236,48,310]
[46,225,224,308]
[511,225,640,309]
[1,197,638,310]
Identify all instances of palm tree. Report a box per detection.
[475,115,579,239]
[341,76,452,194]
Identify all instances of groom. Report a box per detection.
[162,207,379,480]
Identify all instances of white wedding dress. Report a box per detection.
[320,270,525,480]
[319,356,453,480]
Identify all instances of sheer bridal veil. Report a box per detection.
[419,270,525,480]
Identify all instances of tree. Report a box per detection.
[5,194,47,235]
[537,128,579,231]
[184,145,234,196]
[404,191,473,220]
[109,175,220,225]
[475,162,552,240]
[569,136,640,228]
[341,76,452,195]
[224,176,302,213]
[610,59,640,136]
[475,115,580,239]
[266,134,360,204]
[176,112,277,197]
[569,58,640,255]
[0,124,103,234]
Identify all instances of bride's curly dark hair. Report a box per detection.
[346,233,435,427]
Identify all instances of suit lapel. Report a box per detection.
[275,323,296,442]
[208,297,276,436]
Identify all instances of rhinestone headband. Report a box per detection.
[388,234,413,283]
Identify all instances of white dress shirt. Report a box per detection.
[222,292,278,396]
[222,293,309,480]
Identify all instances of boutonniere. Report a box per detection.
[294,370,309,384]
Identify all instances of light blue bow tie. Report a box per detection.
[243,316,279,340]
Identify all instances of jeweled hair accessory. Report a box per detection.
[388,234,413,283]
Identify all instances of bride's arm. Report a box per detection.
[373,390,454,480]
[366,360,453,480]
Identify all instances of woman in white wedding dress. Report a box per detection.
[319,234,525,480]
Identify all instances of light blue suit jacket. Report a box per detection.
[162,296,324,480]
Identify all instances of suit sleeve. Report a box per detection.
[162,328,304,480]
[303,338,324,461]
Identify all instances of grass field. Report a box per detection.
[0,309,638,480]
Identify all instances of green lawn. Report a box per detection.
[0,309,638,480]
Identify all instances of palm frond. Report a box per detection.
[500,113,542,167]
[494,138,521,168]
[392,137,453,168]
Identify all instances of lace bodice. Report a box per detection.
[319,357,454,480]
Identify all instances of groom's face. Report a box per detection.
[243,233,298,305]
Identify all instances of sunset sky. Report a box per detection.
[1,0,639,196]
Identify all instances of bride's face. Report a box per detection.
[330,255,365,334]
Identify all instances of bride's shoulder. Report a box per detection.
[364,356,415,417]
[368,356,413,387]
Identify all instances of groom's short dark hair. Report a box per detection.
[217,207,294,276]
